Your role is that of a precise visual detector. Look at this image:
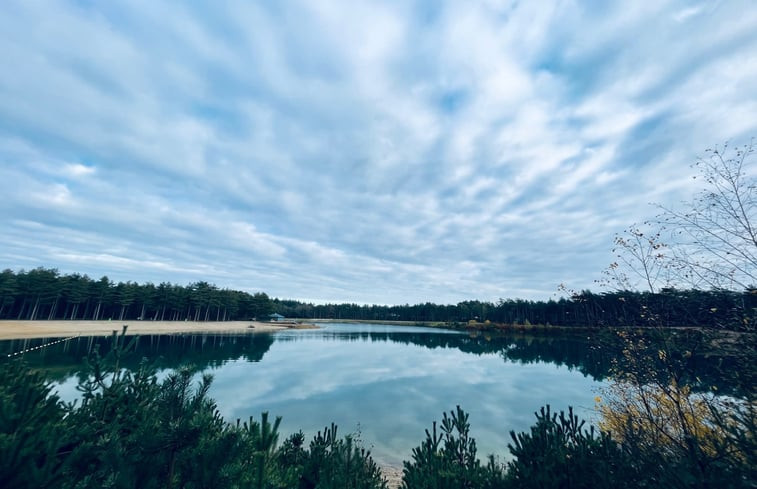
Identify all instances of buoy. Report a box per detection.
[6,335,79,358]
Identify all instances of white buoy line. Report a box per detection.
[6,335,80,358]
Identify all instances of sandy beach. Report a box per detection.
[0,320,313,340]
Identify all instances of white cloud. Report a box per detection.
[673,5,704,23]
[64,163,96,177]
[0,0,756,303]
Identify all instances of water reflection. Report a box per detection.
[0,323,744,465]
[277,329,612,378]
[277,324,747,397]
[0,333,274,381]
[206,326,601,465]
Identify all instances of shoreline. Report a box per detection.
[0,320,317,341]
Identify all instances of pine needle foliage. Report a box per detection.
[0,361,69,489]
[505,406,636,489]
[401,405,505,489]
[0,328,386,489]
[2,326,752,488]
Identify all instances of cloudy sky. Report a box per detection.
[1,1,756,304]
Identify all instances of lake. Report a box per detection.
[2,323,612,466]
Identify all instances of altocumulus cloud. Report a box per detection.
[1,1,756,304]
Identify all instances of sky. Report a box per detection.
[1,1,756,305]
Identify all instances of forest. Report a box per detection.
[0,267,753,330]
[0,268,274,323]
[270,288,755,329]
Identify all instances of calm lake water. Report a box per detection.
[3,323,610,466]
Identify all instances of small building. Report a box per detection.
[268,313,286,322]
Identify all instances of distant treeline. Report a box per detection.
[275,289,755,330]
[1,268,754,330]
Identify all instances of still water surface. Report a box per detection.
[3,323,606,466]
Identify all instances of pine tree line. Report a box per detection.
[272,288,755,330]
[0,268,273,322]
[1,268,754,329]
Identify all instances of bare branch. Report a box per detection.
[655,140,756,290]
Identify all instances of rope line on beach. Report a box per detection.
[6,335,80,358]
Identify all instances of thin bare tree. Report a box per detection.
[659,140,756,290]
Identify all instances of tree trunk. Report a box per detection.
[17,299,27,320]
[30,295,40,320]
[48,297,59,320]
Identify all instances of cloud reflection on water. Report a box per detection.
[207,325,601,465]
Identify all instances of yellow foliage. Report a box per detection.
[598,381,728,457]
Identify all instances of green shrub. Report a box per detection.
[299,423,387,489]
[0,329,387,489]
[506,405,637,489]
[401,405,505,489]
[3,328,751,489]
[0,361,69,489]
